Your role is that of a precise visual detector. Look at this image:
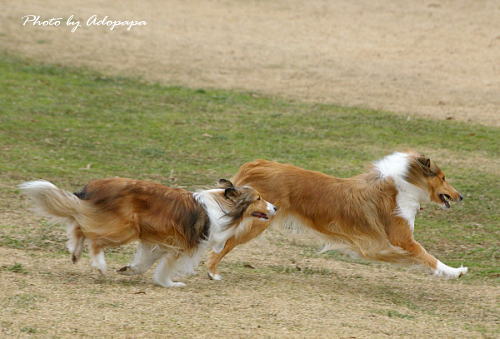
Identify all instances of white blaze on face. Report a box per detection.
[266,201,277,217]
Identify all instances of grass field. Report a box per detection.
[0,54,499,337]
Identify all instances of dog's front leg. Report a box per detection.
[402,239,467,278]
[388,217,467,278]
[206,236,239,280]
[206,219,270,280]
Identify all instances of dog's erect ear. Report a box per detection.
[218,179,234,189]
[417,156,431,168]
[224,187,239,200]
[417,156,435,176]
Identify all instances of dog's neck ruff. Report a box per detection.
[374,152,428,232]
[193,189,236,252]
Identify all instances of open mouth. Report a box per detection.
[439,194,451,209]
[251,212,269,220]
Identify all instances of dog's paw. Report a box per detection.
[207,272,222,281]
[168,281,186,287]
[154,279,186,288]
[433,261,468,279]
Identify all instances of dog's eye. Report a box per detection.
[257,196,261,201]
[442,176,446,181]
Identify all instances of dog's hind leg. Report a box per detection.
[88,241,107,275]
[66,224,85,263]
[153,252,186,287]
[117,242,164,276]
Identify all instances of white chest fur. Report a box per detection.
[374,152,428,232]
[193,189,235,253]
[394,182,421,232]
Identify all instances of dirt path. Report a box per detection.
[1,0,499,126]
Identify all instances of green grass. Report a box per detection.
[20,326,38,334]
[0,54,498,281]
[6,293,46,309]
[1,263,28,274]
[385,310,415,320]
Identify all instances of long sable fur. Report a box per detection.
[232,161,407,262]
[207,151,465,279]
[72,178,210,250]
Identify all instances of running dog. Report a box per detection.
[206,152,467,280]
[20,178,276,287]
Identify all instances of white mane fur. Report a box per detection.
[193,189,238,253]
[374,152,429,232]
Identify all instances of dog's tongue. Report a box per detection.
[252,212,268,219]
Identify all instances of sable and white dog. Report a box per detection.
[20,178,276,287]
[207,152,468,279]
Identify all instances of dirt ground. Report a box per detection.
[0,203,498,338]
[1,243,497,338]
[1,0,499,126]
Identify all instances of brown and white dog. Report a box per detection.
[207,151,467,279]
[20,178,276,287]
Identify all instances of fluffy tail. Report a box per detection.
[19,180,83,224]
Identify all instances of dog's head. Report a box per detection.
[216,179,277,221]
[407,154,463,209]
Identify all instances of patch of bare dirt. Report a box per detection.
[1,0,499,126]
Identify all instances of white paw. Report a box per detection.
[91,262,107,275]
[154,279,186,288]
[433,261,468,279]
[169,281,186,287]
[207,272,222,281]
[91,251,107,275]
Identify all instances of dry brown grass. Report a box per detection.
[1,0,499,126]
[1,188,498,337]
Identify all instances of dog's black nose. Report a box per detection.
[459,194,463,201]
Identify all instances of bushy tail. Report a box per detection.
[19,180,83,224]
